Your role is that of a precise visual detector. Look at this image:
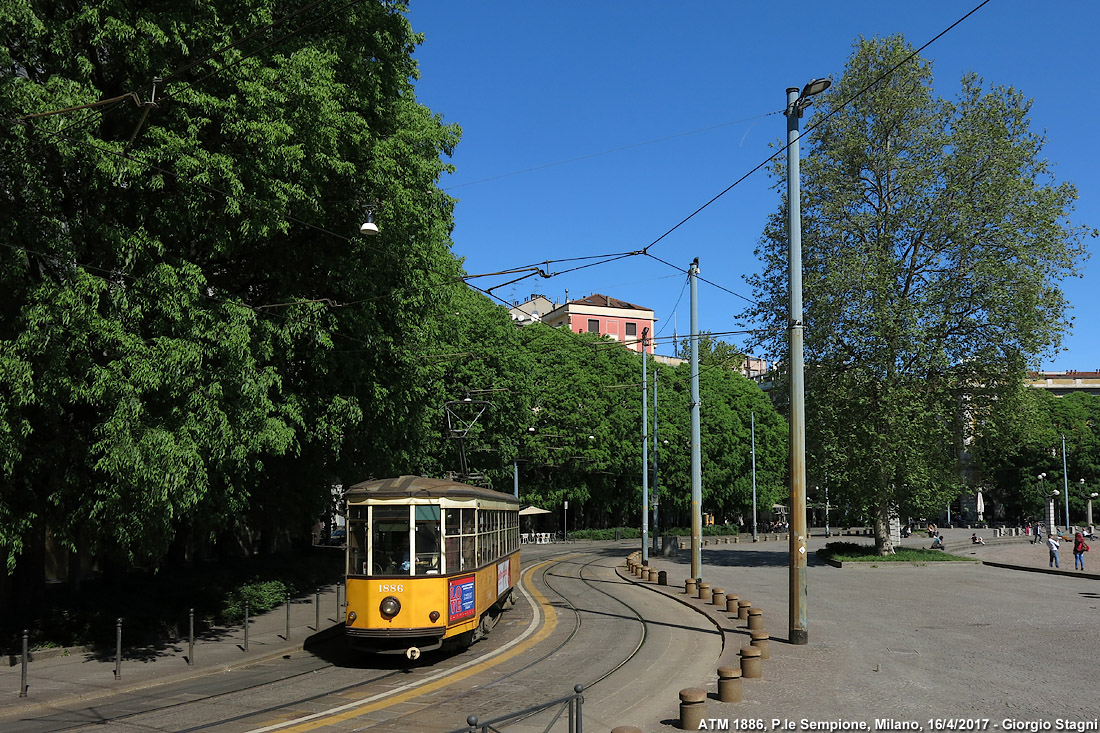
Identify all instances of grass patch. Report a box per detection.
[823,541,977,563]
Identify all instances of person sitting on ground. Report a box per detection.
[971,533,986,545]
[931,534,945,550]
[901,524,912,538]
[927,522,938,538]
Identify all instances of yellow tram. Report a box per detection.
[342,475,521,657]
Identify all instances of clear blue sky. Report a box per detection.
[405,1,1097,372]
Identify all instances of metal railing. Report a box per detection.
[450,684,584,733]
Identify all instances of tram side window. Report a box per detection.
[372,506,411,576]
[414,505,441,575]
[462,509,476,571]
[348,506,369,576]
[445,507,477,572]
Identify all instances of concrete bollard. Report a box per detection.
[737,599,751,620]
[740,646,763,679]
[761,534,767,541]
[712,588,725,607]
[734,535,740,543]
[725,594,740,614]
[747,607,764,631]
[648,568,657,582]
[679,688,707,730]
[685,578,697,596]
[717,665,743,703]
[749,630,770,659]
[697,582,710,600]
[658,570,667,586]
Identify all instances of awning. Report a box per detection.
[519,506,552,516]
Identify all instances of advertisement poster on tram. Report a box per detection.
[448,575,476,623]
[497,559,510,595]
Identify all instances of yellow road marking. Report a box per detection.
[248,557,569,732]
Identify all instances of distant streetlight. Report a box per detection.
[785,76,830,647]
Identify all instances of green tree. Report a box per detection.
[972,388,1100,524]
[745,35,1093,553]
[0,0,462,614]
[658,335,787,528]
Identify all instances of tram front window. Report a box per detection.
[372,506,411,576]
[415,505,441,574]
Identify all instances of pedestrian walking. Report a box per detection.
[1033,522,1044,545]
[1073,532,1089,571]
[1048,533,1061,568]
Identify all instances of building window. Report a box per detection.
[587,319,600,334]
[625,322,637,337]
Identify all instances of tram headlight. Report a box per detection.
[380,596,401,618]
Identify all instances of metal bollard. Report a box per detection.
[188,608,194,665]
[747,607,764,631]
[316,591,321,630]
[114,618,122,680]
[750,630,771,659]
[20,629,28,697]
[696,582,710,600]
[711,588,725,606]
[244,601,250,652]
[737,599,751,620]
[658,570,667,586]
[725,594,740,614]
[685,578,697,595]
[740,646,763,678]
[285,592,291,640]
[678,687,707,730]
[717,665,743,702]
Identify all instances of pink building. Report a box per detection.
[542,294,656,354]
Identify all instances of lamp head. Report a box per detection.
[801,78,831,98]
[360,210,379,235]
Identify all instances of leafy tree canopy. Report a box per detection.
[745,35,1093,553]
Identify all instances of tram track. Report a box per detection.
[235,549,653,732]
[14,547,659,732]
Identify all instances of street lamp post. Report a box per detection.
[784,77,829,646]
[1061,434,1070,530]
[1039,473,1054,534]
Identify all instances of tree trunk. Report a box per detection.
[873,503,896,555]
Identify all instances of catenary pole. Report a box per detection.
[641,326,650,564]
[653,368,660,553]
[689,258,702,580]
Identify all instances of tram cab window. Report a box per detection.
[348,506,369,576]
[372,506,411,576]
[414,505,441,575]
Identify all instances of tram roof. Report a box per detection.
[345,475,519,505]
